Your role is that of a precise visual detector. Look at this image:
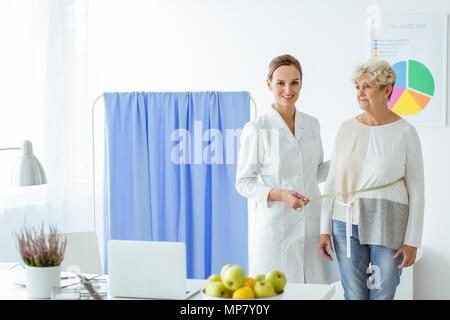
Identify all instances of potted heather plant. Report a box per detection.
[15,222,67,299]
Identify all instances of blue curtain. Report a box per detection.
[103,91,250,279]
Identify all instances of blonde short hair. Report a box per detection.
[352,59,396,99]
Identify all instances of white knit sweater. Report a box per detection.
[320,117,425,254]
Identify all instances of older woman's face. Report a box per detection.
[267,65,302,108]
[355,75,391,111]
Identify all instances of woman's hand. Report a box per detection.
[268,189,309,209]
[318,234,334,261]
[281,190,309,209]
[393,245,417,269]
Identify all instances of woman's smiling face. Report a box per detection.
[268,65,302,108]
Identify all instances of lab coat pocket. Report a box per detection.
[260,149,279,176]
[258,128,281,176]
[255,202,283,237]
[251,201,284,275]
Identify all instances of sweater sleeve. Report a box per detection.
[316,121,330,183]
[403,126,425,248]
[235,122,272,208]
[320,145,336,235]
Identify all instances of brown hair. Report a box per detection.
[267,54,303,81]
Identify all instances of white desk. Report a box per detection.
[0,268,334,300]
[187,279,335,300]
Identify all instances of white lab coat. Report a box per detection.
[235,106,340,284]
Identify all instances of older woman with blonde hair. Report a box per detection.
[317,59,425,299]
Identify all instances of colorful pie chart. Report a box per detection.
[388,60,434,116]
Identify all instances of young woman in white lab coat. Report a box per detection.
[235,55,339,284]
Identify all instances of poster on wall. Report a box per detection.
[370,15,448,127]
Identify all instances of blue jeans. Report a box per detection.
[332,220,403,300]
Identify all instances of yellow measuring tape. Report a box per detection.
[294,176,405,212]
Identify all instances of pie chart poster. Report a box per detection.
[371,15,447,127]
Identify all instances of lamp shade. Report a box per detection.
[12,140,47,186]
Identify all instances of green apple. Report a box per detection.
[220,264,234,280]
[205,274,222,287]
[255,274,265,282]
[222,265,246,291]
[265,270,287,292]
[254,280,275,298]
[205,281,230,298]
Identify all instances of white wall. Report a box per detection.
[92,0,450,299]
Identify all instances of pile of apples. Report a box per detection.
[204,264,287,299]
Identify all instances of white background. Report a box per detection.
[92,0,448,299]
[0,0,449,299]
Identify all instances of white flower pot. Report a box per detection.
[25,265,61,299]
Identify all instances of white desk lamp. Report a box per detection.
[0,140,47,186]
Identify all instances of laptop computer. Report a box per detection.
[107,240,199,299]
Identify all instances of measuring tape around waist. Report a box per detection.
[294,176,405,213]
